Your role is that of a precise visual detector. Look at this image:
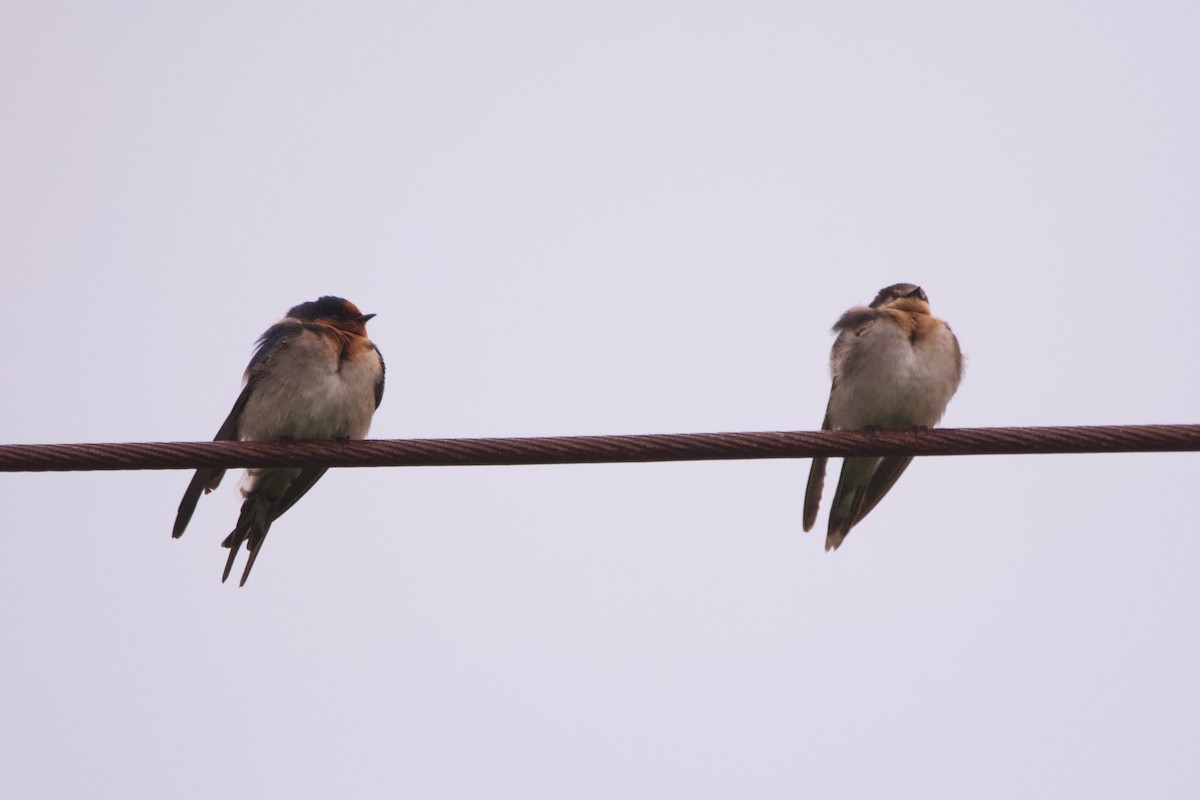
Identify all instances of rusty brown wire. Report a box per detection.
[0,424,1197,473]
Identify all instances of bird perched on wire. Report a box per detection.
[172,296,385,585]
[803,283,962,550]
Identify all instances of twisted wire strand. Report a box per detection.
[0,424,1197,473]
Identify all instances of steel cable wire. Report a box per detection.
[0,424,1197,473]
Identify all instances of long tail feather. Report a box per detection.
[221,536,243,583]
[802,457,827,532]
[825,457,880,550]
[172,468,226,538]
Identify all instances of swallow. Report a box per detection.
[172,296,385,585]
[802,283,962,550]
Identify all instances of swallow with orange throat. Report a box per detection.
[173,296,385,585]
[803,283,962,550]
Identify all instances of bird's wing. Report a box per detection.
[825,454,915,550]
[849,456,914,528]
[804,308,881,533]
[172,320,305,540]
[268,467,330,523]
[802,403,832,532]
[825,456,880,550]
[829,307,882,386]
[171,382,253,539]
[373,346,386,409]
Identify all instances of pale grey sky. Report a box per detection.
[3,1,1199,797]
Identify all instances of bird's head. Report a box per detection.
[287,296,376,335]
[869,283,930,314]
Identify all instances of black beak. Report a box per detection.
[357,313,376,324]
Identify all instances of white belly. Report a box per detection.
[828,322,960,430]
[237,330,381,441]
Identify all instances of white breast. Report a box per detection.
[827,319,960,430]
[237,329,382,441]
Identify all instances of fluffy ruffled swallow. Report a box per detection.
[803,283,962,550]
[172,296,385,585]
